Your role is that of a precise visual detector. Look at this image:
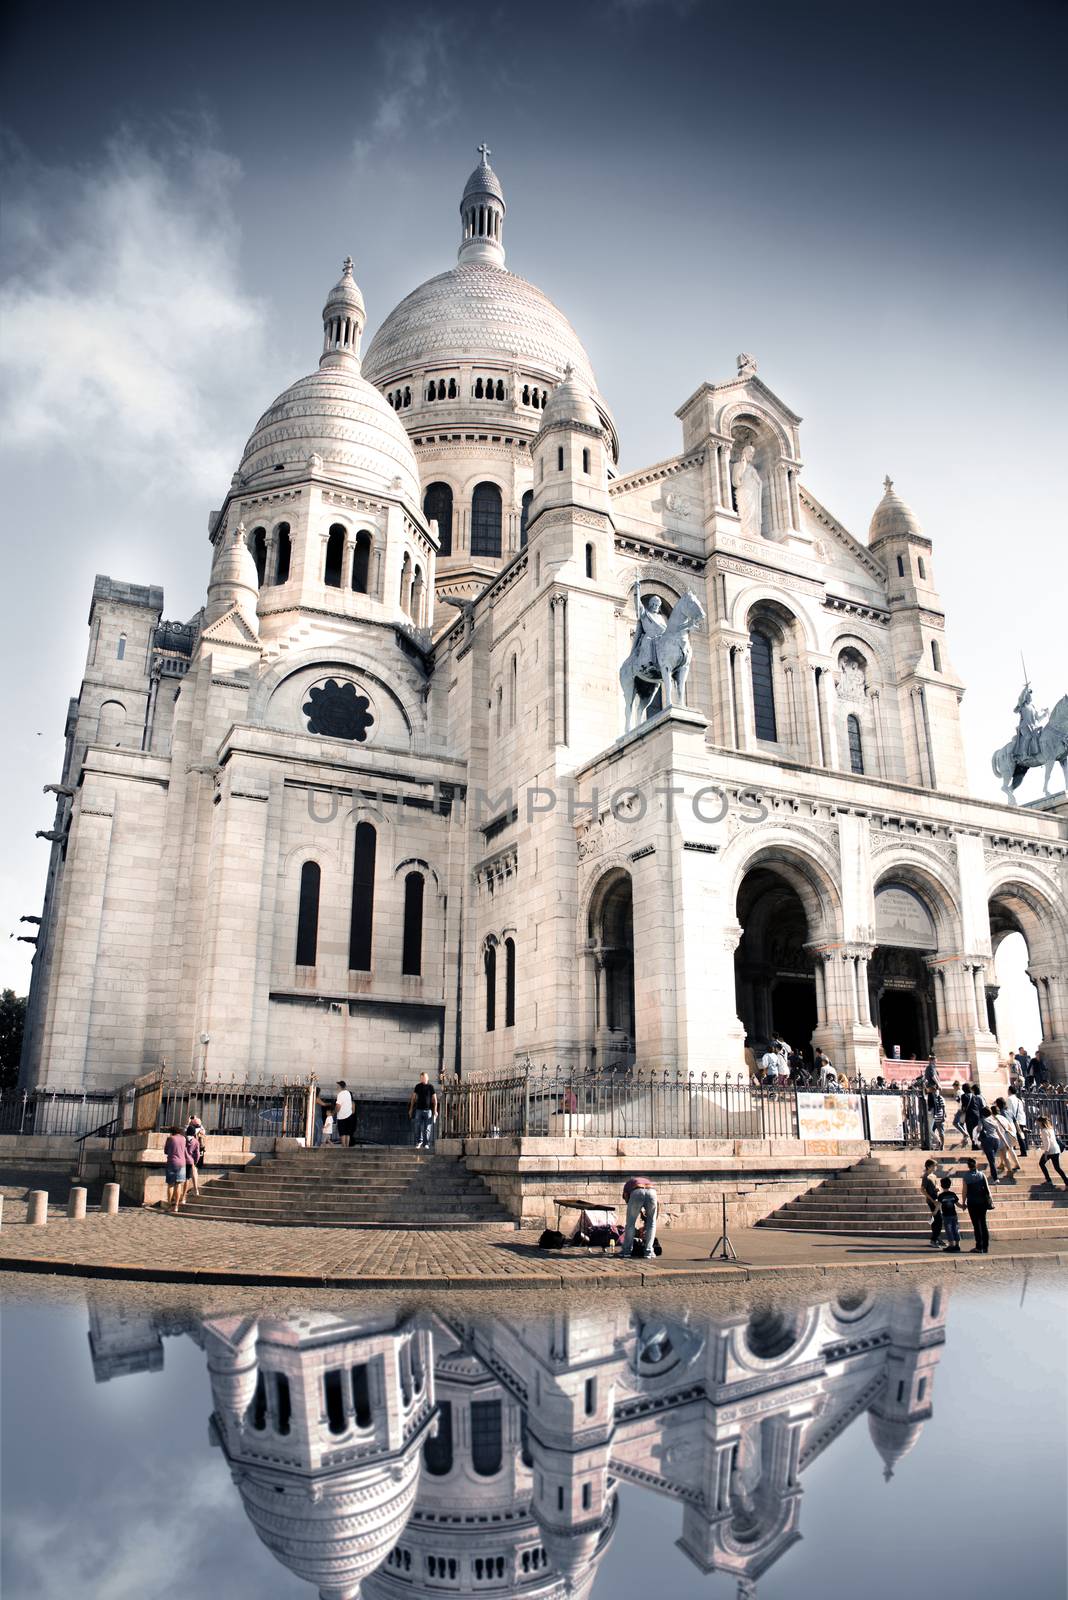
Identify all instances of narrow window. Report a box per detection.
[504,936,516,1027]
[402,872,424,976]
[582,1483,591,1510]
[295,861,321,966]
[582,447,590,473]
[496,379,505,400]
[557,1486,565,1512]
[917,556,927,580]
[475,377,485,398]
[424,1400,453,1475]
[248,1372,268,1431]
[749,630,778,741]
[403,386,411,406]
[324,524,345,587]
[423,482,453,558]
[349,821,376,971]
[931,640,941,672]
[448,377,457,398]
[470,1399,503,1477]
[485,945,496,1032]
[847,714,864,775]
[917,1377,928,1402]
[351,1363,372,1427]
[249,526,267,586]
[509,655,517,726]
[399,551,412,612]
[352,530,371,593]
[585,543,595,579]
[896,554,905,577]
[496,685,503,736]
[324,1370,346,1434]
[557,446,564,471]
[274,523,291,584]
[584,1377,596,1416]
[116,633,127,661]
[896,1381,906,1404]
[470,482,502,559]
[275,1374,291,1436]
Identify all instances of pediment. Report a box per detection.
[200,607,261,650]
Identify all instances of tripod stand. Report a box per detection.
[709,1190,738,1262]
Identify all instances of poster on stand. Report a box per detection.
[865,1094,908,1143]
[796,1092,864,1141]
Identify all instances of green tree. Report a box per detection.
[0,990,27,1089]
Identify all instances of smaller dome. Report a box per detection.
[868,1409,925,1480]
[323,256,365,320]
[540,364,600,431]
[463,146,505,206]
[869,476,923,543]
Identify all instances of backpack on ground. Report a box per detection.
[538,1229,566,1250]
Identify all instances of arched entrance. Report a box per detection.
[734,866,819,1059]
[988,880,1065,1078]
[588,869,635,1069]
[871,882,939,1062]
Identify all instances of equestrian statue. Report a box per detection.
[991,677,1068,804]
[620,581,706,732]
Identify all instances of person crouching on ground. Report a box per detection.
[163,1125,188,1215]
[962,1157,994,1253]
[921,1159,944,1249]
[936,1176,962,1252]
[621,1176,658,1260]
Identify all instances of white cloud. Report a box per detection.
[0,128,268,498]
[352,18,456,164]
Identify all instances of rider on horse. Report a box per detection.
[630,581,667,676]
[1013,684,1047,766]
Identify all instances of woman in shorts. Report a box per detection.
[163,1125,189,1214]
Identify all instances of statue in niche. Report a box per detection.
[837,659,867,703]
[620,581,706,732]
[731,443,763,539]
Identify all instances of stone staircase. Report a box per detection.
[181,1146,519,1230]
[758,1150,1068,1241]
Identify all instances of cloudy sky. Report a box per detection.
[1,0,1065,1022]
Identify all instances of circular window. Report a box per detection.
[743,1306,800,1360]
[302,678,375,742]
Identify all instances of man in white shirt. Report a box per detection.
[334,1080,355,1148]
[1005,1087,1029,1155]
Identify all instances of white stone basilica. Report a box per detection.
[87,1290,947,1599]
[20,148,1068,1094]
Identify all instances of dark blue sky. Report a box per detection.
[1,0,1065,992]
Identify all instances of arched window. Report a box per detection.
[423,483,453,558]
[495,379,505,401]
[847,714,864,775]
[509,655,517,727]
[351,1364,372,1428]
[352,531,371,594]
[424,1401,453,1475]
[295,861,321,966]
[931,639,941,671]
[96,700,126,745]
[399,551,412,612]
[402,872,424,976]
[504,936,516,1027]
[495,684,503,736]
[585,543,595,579]
[896,555,905,577]
[519,490,533,547]
[474,377,484,399]
[324,525,345,587]
[471,482,502,558]
[274,523,291,585]
[275,1374,291,1436]
[249,527,267,586]
[582,447,590,474]
[485,944,496,1032]
[448,377,457,398]
[349,821,376,971]
[116,634,127,661]
[411,564,425,627]
[749,630,778,741]
[470,1400,503,1477]
[917,556,927,580]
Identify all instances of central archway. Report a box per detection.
[735,865,819,1059]
[587,868,635,1069]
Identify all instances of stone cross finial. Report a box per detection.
[342,255,354,274]
[234,520,246,542]
[884,475,894,493]
[737,352,757,376]
[563,361,574,379]
[477,142,491,163]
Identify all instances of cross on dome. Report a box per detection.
[342,255,354,274]
[883,475,894,492]
[477,142,491,163]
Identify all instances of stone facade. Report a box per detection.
[20,152,1068,1096]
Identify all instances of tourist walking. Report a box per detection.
[1002,1089,1029,1157]
[334,1081,355,1147]
[926,1085,946,1150]
[993,1101,1023,1176]
[621,1175,658,1260]
[1036,1116,1068,1188]
[184,1112,206,1196]
[181,1126,201,1201]
[962,1157,994,1253]
[961,1084,985,1149]
[980,1106,1017,1181]
[936,1177,962,1253]
[921,1160,944,1248]
[408,1071,438,1149]
[163,1125,189,1215]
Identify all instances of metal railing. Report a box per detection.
[155,1077,309,1140]
[0,1088,120,1139]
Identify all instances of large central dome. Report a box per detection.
[363,261,599,392]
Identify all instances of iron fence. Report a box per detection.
[0,1087,120,1139]
[155,1077,309,1140]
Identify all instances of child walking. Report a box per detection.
[937,1177,962,1252]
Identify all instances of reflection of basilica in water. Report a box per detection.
[88,1291,946,1598]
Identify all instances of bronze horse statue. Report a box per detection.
[992,693,1068,804]
[620,589,706,732]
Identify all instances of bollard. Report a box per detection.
[67,1186,88,1220]
[27,1190,49,1225]
[102,1183,120,1216]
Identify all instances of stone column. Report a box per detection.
[735,647,755,752]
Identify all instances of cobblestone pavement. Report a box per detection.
[1,1198,1065,1289]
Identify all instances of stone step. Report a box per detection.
[179,1210,519,1231]
[761,1218,1068,1236]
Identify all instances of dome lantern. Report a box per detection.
[458,142,506,268]
[321,256,366,368]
